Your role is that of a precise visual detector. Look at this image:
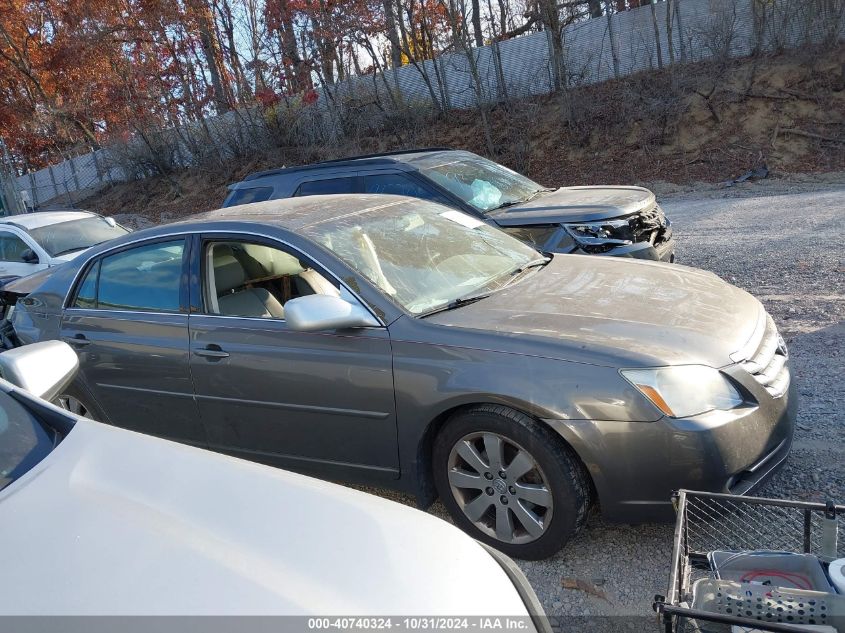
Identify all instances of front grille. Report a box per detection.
[740,314,790,398]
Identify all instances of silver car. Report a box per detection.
[0,210,129,281]
[3,195,796,559]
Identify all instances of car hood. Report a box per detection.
[0,265,59,296]
[0,419,528,616]
[426,255,763,368]
[487,186,656,225]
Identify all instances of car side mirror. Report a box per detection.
[284,294,380,332]
[20,249,38,264]
[0,341,79,401]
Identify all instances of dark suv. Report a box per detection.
[224,148,675,261]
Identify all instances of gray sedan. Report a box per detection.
[6,194,796,559]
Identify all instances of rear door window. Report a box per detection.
[224,186,273,207]
[71,240,186,313]
[295,177,357,197]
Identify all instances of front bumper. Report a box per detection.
[554,223,676,262]
[546,360,797,523]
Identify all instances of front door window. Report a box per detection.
[203,241,340,320]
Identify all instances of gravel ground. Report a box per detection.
[355,180,845,619]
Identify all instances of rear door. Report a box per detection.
[60,237,205,445]
[187,233,399,483]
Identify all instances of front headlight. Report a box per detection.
[620,365,744,418]
[562,219,632,246]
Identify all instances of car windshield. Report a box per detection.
[419,154,545,213]
[29,217,129,257]
[0,392,57,492]
[300,198,543,315]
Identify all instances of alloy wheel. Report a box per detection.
[56,395,93,419]
[446,432,553,544]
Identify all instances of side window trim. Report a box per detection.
[64,236,191,315]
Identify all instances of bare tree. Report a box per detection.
[383,0,404,68]
[471,0,485,46]
[649,0,663,69]
[439,0,495,153]
[189,0,232,113]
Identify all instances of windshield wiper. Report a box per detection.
[417,292,492,318]
[491,188,554,211]
[501,257,551,288]
[526,187,555,200]
[52,239,112,258]
[51,246,87,257]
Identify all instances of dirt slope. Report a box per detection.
[81,45,845,224]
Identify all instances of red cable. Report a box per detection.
[740,569,813,590]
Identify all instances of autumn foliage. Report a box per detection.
[0,0,613,170]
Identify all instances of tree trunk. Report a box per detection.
[604,0,621,78]
[539,0,564,90]
[441,0,494,154]
[486,0,508,102]
[218,0,252,101]
[275,0,311,93]
[665,0,676,65]
[383,0,404,68]
[190,0,230,114]
[471,0,484,46]
[397,2,446,112]
[650,0,663,69]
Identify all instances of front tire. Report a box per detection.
[54,385,105,421]
[432,405,591,560]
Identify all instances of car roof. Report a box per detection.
[0,210,96,231]
[172,194,422,232]
[240,147,457,184]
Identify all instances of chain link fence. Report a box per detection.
[3,0,844,213]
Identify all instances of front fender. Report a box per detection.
[388,320,657,503]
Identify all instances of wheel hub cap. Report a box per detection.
[446,431,553,545]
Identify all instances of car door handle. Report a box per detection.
[194,344,230,359]
[63,334,91,347]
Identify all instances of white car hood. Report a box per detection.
[0,420,528,616]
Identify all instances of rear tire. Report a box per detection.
[432,405,591,560]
